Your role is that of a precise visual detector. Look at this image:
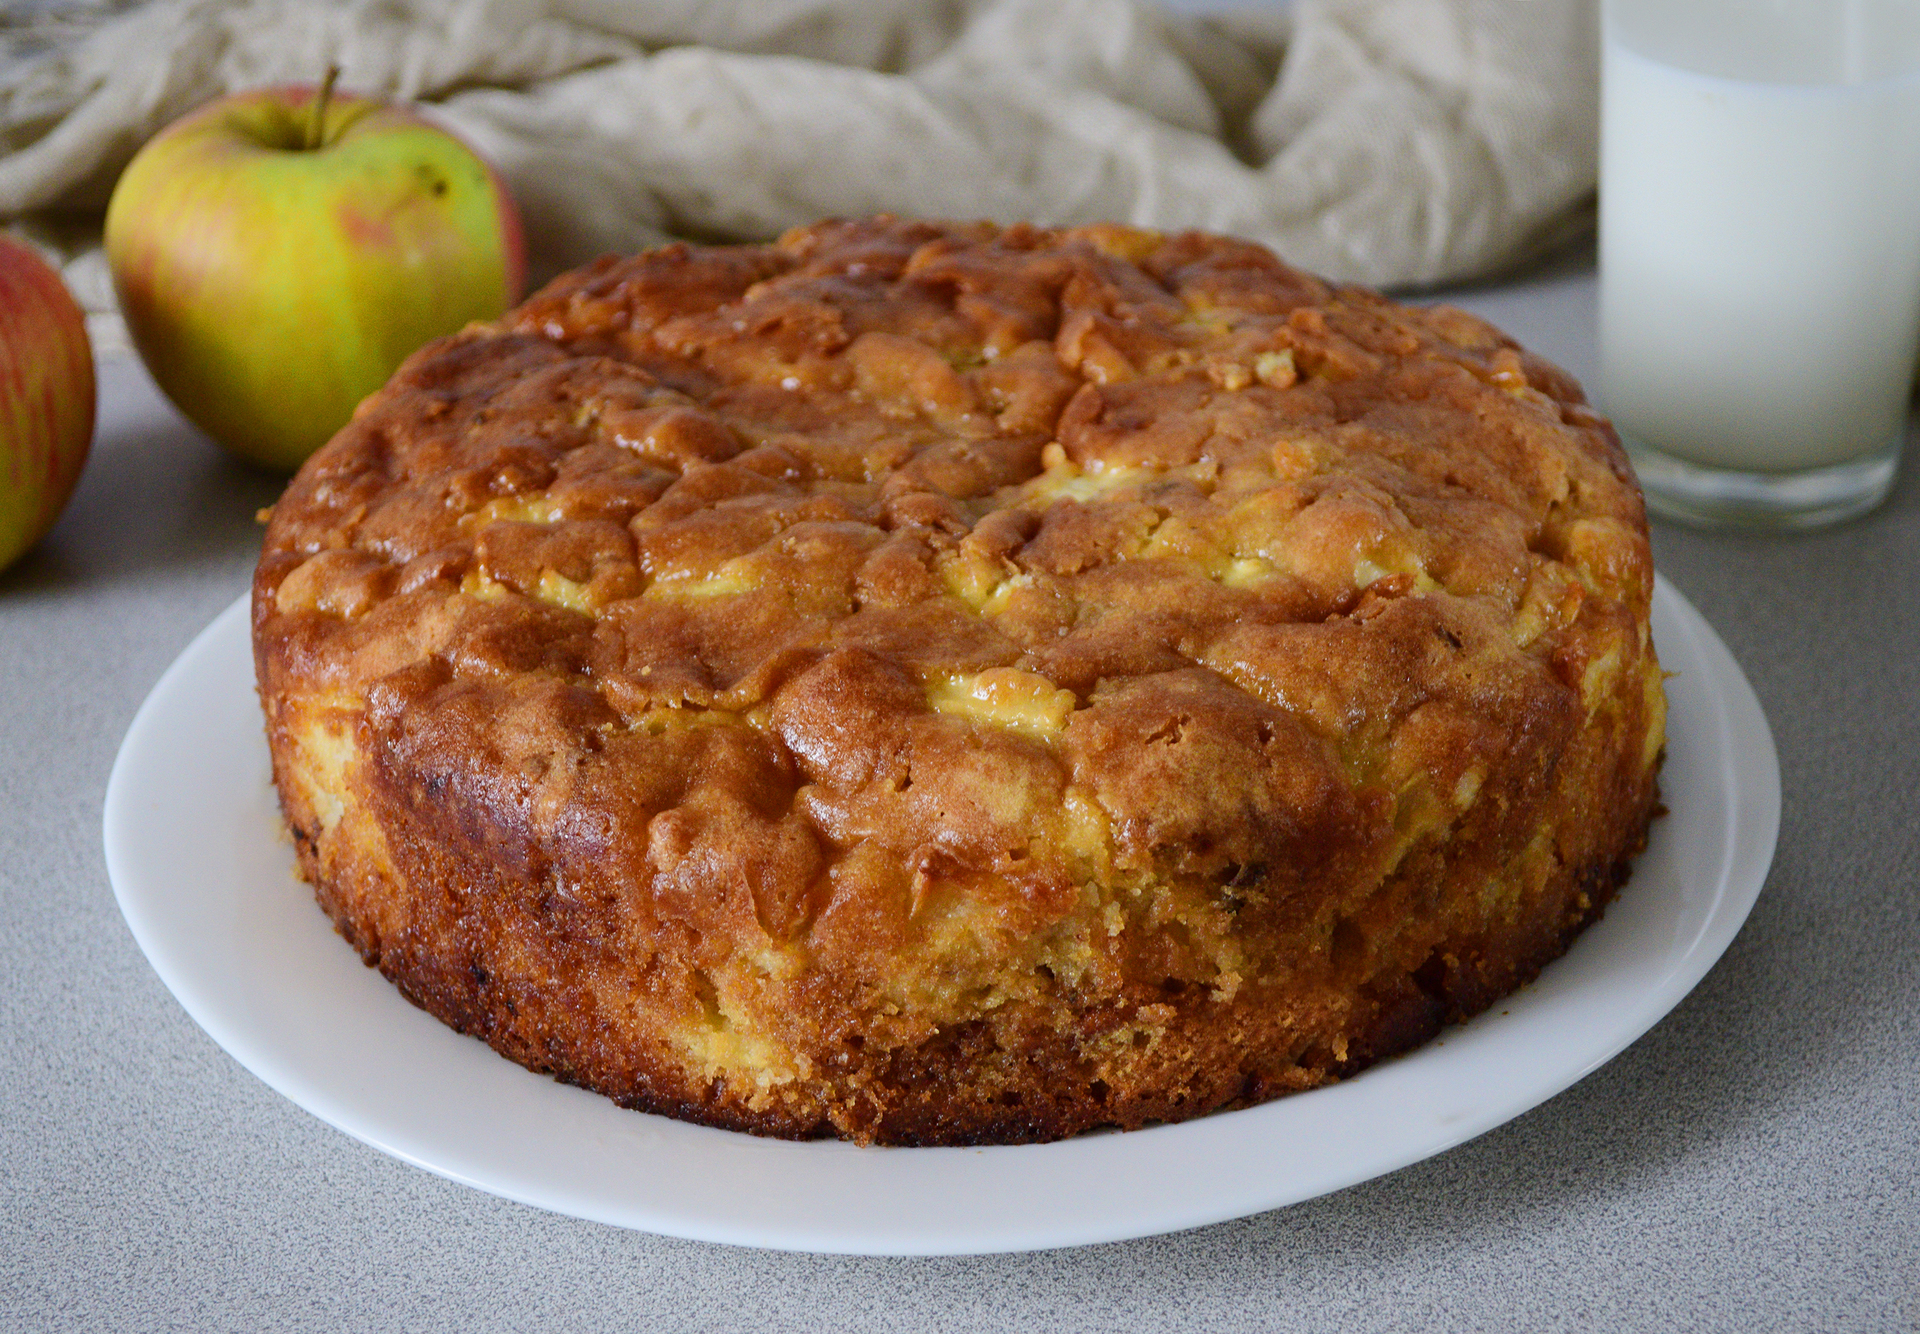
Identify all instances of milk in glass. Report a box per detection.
[1601,0,1920,484]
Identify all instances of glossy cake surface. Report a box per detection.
[253,218,1665,1145]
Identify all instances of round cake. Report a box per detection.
[253,217,1665,1146]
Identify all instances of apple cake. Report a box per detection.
[253,217,1665,1146]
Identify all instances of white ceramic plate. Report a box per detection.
[104,575,1778,1256]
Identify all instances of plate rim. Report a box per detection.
[103,572,1779,1255]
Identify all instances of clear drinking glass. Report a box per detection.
[1600,0,1920,530]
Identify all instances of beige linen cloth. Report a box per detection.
[0,0,1596,352]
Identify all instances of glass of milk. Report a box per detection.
[1600,0,1920,529]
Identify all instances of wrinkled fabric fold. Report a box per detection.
[0,0,1596,349]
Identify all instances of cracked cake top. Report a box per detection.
[252,218,1660,1140]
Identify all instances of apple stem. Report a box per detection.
[304,66,341,152]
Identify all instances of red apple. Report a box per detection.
[105,74,525,471]
[0,235,95,574]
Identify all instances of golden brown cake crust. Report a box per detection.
[253,218,1665,1146]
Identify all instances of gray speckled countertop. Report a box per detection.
[3,251,1915,1332]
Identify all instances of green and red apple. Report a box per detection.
[0,234,95,574]
[106,76,525,471]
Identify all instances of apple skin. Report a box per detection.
[105,85,525,471]
[0,235,95,575]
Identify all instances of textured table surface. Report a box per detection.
[3,250,1915,1332]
